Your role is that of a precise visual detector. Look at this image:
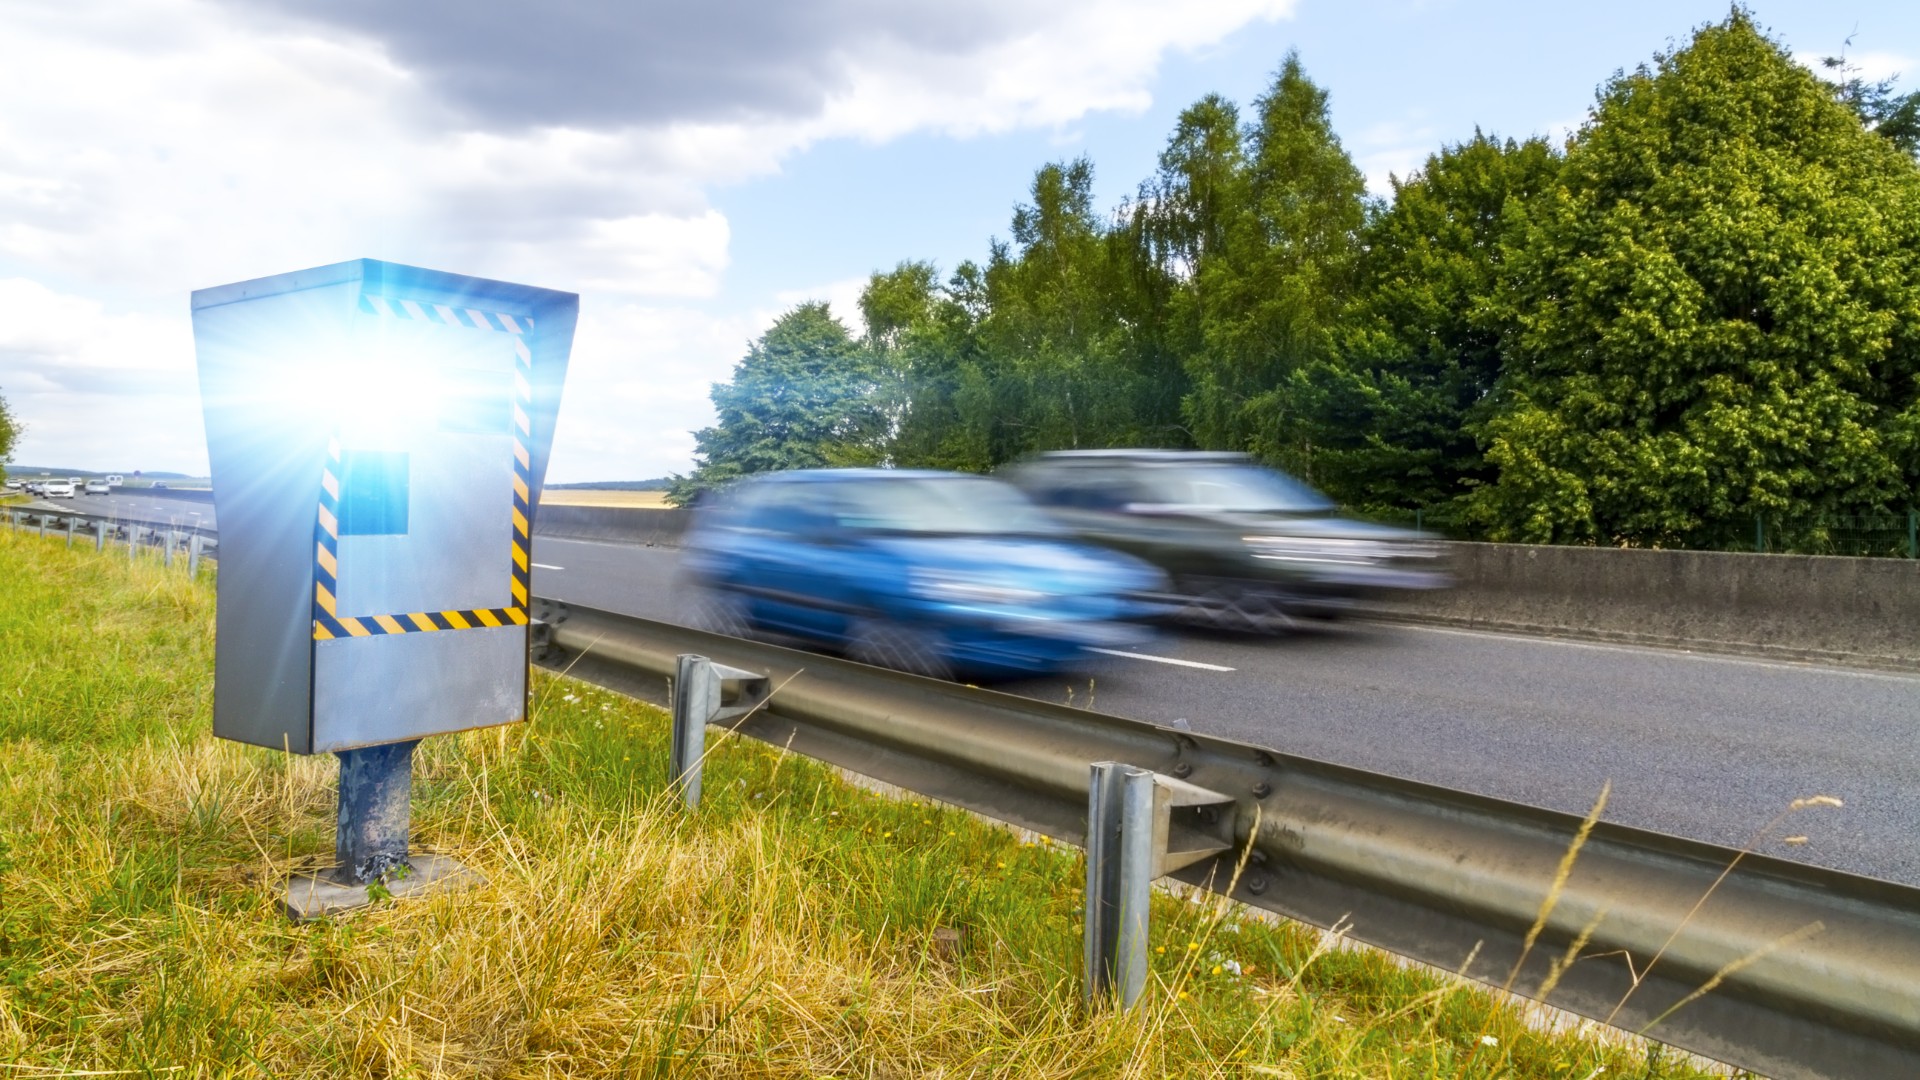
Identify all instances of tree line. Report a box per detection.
[673,12,1920,550]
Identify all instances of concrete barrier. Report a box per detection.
[1375,541,1920,670]
[533,504,690,547]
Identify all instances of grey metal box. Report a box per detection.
[191,260,576,753]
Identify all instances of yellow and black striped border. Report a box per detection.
[311,297,535,641]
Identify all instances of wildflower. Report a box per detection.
[996,861,1006,869]
[1480,1035,1499,1047]
[1210,965,1223,976]
[1188,942,1201,951]
[1155,946,1166,955]
[1220,959,1242,976]
[882,831,892,838]
[1177,991,1189,1000]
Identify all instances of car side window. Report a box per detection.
[741,483,833,535]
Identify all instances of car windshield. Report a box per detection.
[833,477,1062,536]
[1137,464,1334,513]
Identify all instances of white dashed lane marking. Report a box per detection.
[1089,648,1234,672]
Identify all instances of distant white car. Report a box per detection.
[42,480,76,498]
[84,480,111,495]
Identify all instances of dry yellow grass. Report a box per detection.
[539,489,673,508]
[0,530,1728,1079]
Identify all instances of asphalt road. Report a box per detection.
[530,535,1920,887]
[20,490,216,530]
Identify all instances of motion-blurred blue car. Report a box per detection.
[680,469,1167,679]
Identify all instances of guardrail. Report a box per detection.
[530,598,1920,1080]
[5,506,216,571]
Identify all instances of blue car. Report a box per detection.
[680,469,1167,679]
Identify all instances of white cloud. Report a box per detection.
[769,277,873,333]
[0,278,203,472]
[1352,117,1439,197]
[0,0,1297,478]
[1796,49,1915,85]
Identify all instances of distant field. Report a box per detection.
[540,488,672,508]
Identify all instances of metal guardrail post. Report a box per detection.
[65,516,75,548]
[1085,762,1156,1008]
[669,652,772,809]
[163,530,174,569]
[188,533,202,578]
[96,520,106,552]
[38,514,46,539]
[335,740,419,884]
[1082,762,1234,1009]
[128,524,138,561]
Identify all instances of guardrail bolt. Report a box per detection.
[1171,761,1193,779]
[1251,780,1272,799]
[1245,874,1268,895]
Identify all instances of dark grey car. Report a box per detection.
[1001,450,1448,631]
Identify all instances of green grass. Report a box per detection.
[0,527,1731,1078]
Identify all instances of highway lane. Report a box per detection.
[531,535,1920,887]
[21,490,216,531]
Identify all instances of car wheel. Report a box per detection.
[685,584,755,639]
[847,618,955,680]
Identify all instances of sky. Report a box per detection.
[2,0,1916,481]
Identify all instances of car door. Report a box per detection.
[723,481,848,641]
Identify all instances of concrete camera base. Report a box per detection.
[284,853,482,921]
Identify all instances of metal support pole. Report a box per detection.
[95,520,106,552]
[129,524,138,561]
[163,530,174,569]
[187,533,201,578]
[38,514,46,539]
[668,653,772,811]
[66,516,75,548]
[1085,761,1156,1009]
[334,740,419,884]
[672,654,719,808]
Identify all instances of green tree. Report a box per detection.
[1471,12,1920,545]
[1820,49,1920,157]
[0,389,17,485]
[1178,54,1369,470]
[668,303,885,504]
[861,259,996,471]
[974,159,1152,455]
[1290,132,1560,520]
